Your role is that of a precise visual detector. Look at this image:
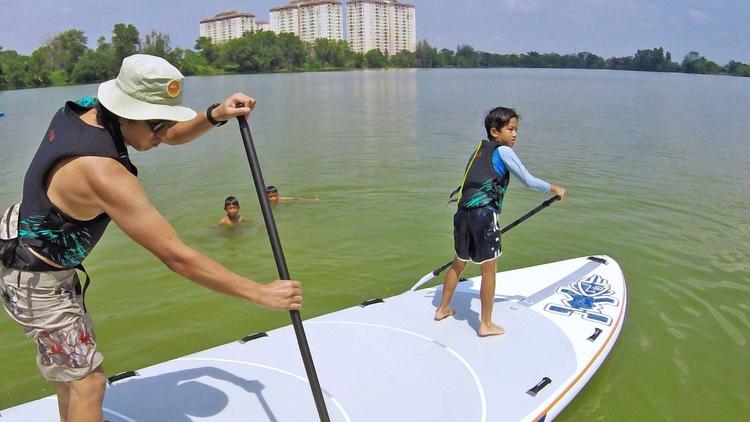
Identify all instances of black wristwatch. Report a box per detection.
[206,103,227,127]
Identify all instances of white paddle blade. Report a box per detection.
[410,272,437,291]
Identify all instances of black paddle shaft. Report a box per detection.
[236,116,330,422]
[499,195,561,234]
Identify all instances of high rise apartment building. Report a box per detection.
[347,0,415,55]
[199,11,258,44]
[270,1,343,43]
[199,1,415,53]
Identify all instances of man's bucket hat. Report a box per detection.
[97,54,197,122]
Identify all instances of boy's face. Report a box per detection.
[267,192,279,202]
[225,204,240,216]
[490,117,518,147]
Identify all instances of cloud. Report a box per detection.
[501,0,539,13]
[688,9,712,23]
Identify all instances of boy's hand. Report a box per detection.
[550,184,566,200]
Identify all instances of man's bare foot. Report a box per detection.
[434,307,456,321]
[478,322,505,337]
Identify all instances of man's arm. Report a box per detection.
[161,93,257,145]
[84,158,300,310]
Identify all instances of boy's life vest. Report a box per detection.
[449,140,510,211]
[11,100,137,270]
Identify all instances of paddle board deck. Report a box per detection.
[0,255,626,421]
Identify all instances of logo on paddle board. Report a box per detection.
[544,274,618,325]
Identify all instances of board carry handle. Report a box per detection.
[410,195,561,291]
[587,328,603,342]
[527,377,552,397]
[236,114,330,422]
[240,332,269,344]
[107,370,138,385]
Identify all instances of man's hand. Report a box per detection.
[211,93,257,122]
[257,279,302,310]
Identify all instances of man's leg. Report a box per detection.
[478,259,504,337]
[435,257,468,320]
[65,366,106,422]
[54,381,71,422]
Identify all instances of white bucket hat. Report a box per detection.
[97,54,197,122]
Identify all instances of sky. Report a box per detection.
[0,0,748,65]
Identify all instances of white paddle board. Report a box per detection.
[0,255,626,421]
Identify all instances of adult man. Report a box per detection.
[0,54,301,421]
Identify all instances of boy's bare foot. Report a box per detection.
[478,322,505,337]
[434,307,456,321]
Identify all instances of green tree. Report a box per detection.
[28,47,54,86]
[607,55,634,70]
[221,31,284,73]
[141,31,172,59]
[415,40,441,67]
[454,44,479,68]
[364,49,387,68]
[313,38,351,68]
[390,50,416,67]
[351,52,366,68]
[0,47,4,88]
[179,49,215,76]
[46,29,88,75]
[522,51,545,68]
[112,23,140,64]
[439,48,455,66]
[633,47,676,72]
[578,52,606,69]
[726,60,750,77]
[681,51,722,74]
[0,50,31,88]
[195,36,219,65]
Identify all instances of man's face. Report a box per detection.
[267,192,279,202]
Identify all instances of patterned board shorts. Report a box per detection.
[453,206,503,264]
[0,267,103,382]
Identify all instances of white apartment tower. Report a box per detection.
[199,11,258,44]
[347,0,415,55]
[270,1,343,43]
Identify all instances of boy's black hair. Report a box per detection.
[224,196,240,207]
[265,186,278,193]
[484,107,519,139]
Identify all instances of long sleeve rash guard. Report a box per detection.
[492,145,551,193]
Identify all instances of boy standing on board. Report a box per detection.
[434,107,566,337]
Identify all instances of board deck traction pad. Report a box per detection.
[0,255,626,421]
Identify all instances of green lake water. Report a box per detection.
[0,68,748,420]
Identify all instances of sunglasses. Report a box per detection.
[146,120,178,133]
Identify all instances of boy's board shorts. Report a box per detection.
[453,206,502,264]
[0,266,102,382]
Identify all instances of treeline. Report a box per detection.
[1,24,749,90]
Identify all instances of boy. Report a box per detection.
[265,185,319,202]
[217,196,248,226]
[435,107,566,337]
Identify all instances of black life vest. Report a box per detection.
[14,100,137,269]
[450,140,510,211]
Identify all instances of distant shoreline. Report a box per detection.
[1,28,747,92]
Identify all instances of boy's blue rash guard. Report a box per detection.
[493,146,551,194]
